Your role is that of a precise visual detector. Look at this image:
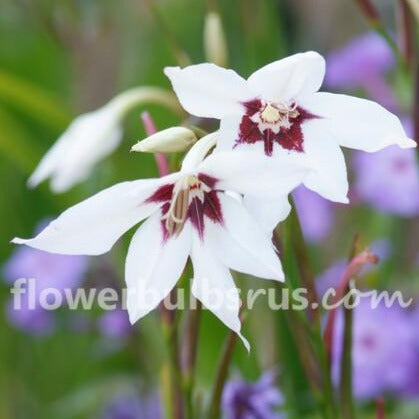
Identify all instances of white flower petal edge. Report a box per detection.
[243,194,291,234]
[206,194,284,281]
[28,105,123,193]
[12,175,181,255]
[164,63,253,119]
[191,234,250,351]
[199,150,315,197]
[126,215,191,323]
[299,92,416,152]
[301,121,349,203]
[247,51,326,103]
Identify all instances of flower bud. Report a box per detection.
[131,127,197,153]
[203,11,228,67]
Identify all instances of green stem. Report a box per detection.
[183,298,202,419]
[339,235,360,419]
[206,315,242,419]
[279,210,337,419]
[160,290,184,419]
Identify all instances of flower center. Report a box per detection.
[163,175,211,237]
[146,174,223,240]
[260,103,281,123]
[236,99,317,156]
[252,101,300,133]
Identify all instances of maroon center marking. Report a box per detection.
[236,99,318,156]
[145,175,223,242]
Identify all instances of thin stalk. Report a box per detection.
[161,308,184,419]
[288,200,320,325]
[339,234,361,419]
[278,214,336,419]
[206,313,244,419]
[398,0,415,71]
[376,397,386,419]
[183,297,202,419]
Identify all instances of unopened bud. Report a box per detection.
[131,127,197,153]
[203,11,228,67]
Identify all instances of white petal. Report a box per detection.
[300,92,416,152]
[126,215,191,323]
[28,107,123,193]
[164,64,253,119]
[215,114,241,152]
[247,52,326,103]
[191,235,249,350]
[181,132,218,172]
[302,121,349,203]
[12,175,181,255]
[206,194,284,281]
[243,194,291,233]
[199,150,313,197]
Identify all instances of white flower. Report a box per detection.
[28,87,180,193]
[164,52,416,204]
[13,134,312,349]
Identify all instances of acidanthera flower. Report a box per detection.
[13,133,312,348]
[28,87,179,193]
[165,52,416,204]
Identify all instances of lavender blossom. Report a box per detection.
[3,222,88,335]
[325,32,396,108]
[222,371,284,419]
[332,297,416,400]
[100,390,162,419]
[293,185,334,243]
[5,298,55,336]
[353,144,419,217]
[97,308,132,340]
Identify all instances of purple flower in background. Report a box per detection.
[293,185,334,243]
[332,297,416,400]
[101,390,162,419]
[353,144,419,217]
[325,32,396,108]
[399,306,419,398]
[5,298,55,336]
[3,221,88,335]
[222,371,284,419]
[98,308,132,340]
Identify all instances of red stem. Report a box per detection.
[323,251,379,362]
[376,396,386,419]
[355,0,380,22]
[398,0,414,70]
[141,111,170,176]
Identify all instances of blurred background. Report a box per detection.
[0,0,418,418]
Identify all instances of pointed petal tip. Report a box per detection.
[127,308,141,325]
[239,332,251,353]
[11,237,26,245]
[130,142,143,153]
[163,66,181,77]
[400,137,417,149]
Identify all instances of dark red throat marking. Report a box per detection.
[146,175,223,242]
[236,99,318,156]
